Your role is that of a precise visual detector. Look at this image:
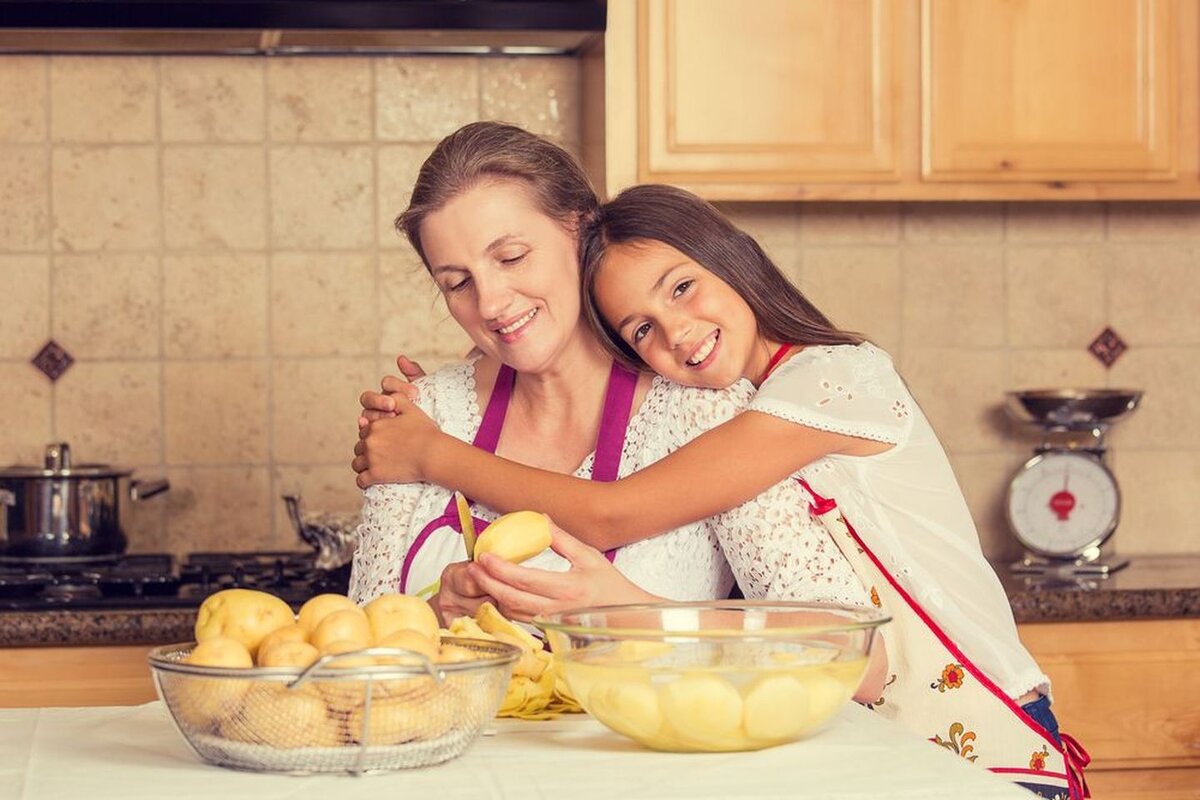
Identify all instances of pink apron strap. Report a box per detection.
[436,363,516,519]
[591,363,639,562]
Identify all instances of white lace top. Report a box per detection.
[746,343,1050,700]
[350,360,750,605]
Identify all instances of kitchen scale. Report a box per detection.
[1004,389,1143,576]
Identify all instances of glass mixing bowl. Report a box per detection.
[536,601,889,753]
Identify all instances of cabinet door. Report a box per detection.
[639,0,903,184]
[924,0,1176,182]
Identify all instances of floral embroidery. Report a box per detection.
[1029,745,1049,771]
[933,722,978,762]
[865,674,897,710]
[869,586,881,607]
[931,663,966,692]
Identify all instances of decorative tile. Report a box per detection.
[1088,327,1127,368]
[31,339,73,381]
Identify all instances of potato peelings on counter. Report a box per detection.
[443,602,583,720]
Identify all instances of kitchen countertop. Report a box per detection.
[2,555,1198,648]
[0,702,1033,799]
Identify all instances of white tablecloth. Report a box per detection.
[0,701,1032,799]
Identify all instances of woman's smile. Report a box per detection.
[494,307,539,340]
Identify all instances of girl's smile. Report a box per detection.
[594,240,778,388]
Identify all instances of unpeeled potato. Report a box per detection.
[364,593,440,643]
[194,589,295,658]
[311,609,372,653]
[223,685,344,748]
[297,593,360,637]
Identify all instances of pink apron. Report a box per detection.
[398,361,638,595]
[797,478,1090,800]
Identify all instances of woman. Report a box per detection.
[348,122,837,626]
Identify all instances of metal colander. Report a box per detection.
[148,638,519,775]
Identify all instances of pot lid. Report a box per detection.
[0,443,134,479]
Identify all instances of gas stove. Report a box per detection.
[0,551,351,611]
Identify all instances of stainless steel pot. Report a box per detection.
[0,442,169,563]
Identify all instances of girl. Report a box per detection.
[354,185,1088,799]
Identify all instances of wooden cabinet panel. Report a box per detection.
[0,645,157,708]
[923,0,1176,182]
[1019,620,1200,772]
[640,0,904,183]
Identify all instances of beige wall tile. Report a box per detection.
[123,481,167,554]
[0,255,49,358]
[163,466,272,553]
[54,361,162,465]
[52,145,159,251]
[0,364,51,464]
[899,348,1011,454]
[49,57,155,143]
[164,360,269,465]
[162,145,266,250]
[1110,450,1200,554]
[376,57,479,141]
[800,246,901,354]
[1107,202,1200,240]
[1107,243,1200,345]
[0,56,47,142]
[271,251,376,357]
[269,145,373,248]
[272,357,377,464]
[273,464,363,550]
[799,203,901,244]
[948,451,1027,563]
[268,58,372,142]
[379,250,473,360]
[1005,203,1104,242]
[0,147,49,250]
[163,253,267,358]
[717,202,802,280]
[377,143,434,249]
[1009,349,1108,390]
[481,57,580,143]
[52,253,160,359]
[1006,245,1107,348]
[904,203,1004,242]
[160,58,264,142]
[1106,348,1200,450]
[901,245,1005,347]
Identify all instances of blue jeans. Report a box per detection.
[1017,696,1066,799]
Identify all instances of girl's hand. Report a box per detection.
[352,397,441,487]
[357,354,426,428]
[467,520,657,622]
[431,561,494,626]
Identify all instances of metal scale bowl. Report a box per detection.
[1004,389,1142,576]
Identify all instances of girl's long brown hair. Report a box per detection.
[395,121,599,271]
[580,184,863,369]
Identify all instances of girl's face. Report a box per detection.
[420,180,588,375]
[593,239,767,389]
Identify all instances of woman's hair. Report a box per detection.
[396,121,599,270]
[580,184,863,369]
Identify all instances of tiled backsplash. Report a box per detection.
[1,54,1197,561]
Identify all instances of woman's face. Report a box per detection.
[420,180,587,374]
[593,239,762,389]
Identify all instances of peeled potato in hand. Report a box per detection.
[194,589,295,658]
[473,511,551,563]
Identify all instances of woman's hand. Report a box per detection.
[430,561,494,626]
[352,396,441,487]
[466,520,657,622]
[358,354,426,428]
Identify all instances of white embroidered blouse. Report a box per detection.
[744,342,1050,700]
[349,359,756,605]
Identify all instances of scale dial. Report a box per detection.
[1006,451,1120,560]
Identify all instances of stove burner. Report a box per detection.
[0,550,350,611]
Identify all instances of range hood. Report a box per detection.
[0,1,606,55]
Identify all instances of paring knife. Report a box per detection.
[455,491,478,560]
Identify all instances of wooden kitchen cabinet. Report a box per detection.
[0,645,158,708]
[1018,619,1200,800]
[588,0,1200,201]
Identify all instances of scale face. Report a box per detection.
[1006,451,1119,559]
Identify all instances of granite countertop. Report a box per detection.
[2,556,1199,648]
